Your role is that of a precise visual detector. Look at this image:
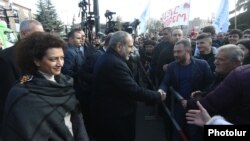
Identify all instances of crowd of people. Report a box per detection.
[0,19,250,141]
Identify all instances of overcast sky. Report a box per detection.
[13,0,235,24]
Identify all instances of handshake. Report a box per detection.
[157,89,167,101]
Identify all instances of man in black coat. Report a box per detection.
[91,31,166,141]
[150,27,173,87]
[0,19,44,138]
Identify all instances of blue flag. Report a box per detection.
[213,0,230,33]
[139,0,151,33]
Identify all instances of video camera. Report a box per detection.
[122,19,140,34]
[105,21,118,34]
[105,10,116,19]
[105,10,118,34]
[122,22,133,34]
[86,12,95,26]
[78,0,88,8]
[130,19,140,29]
[105,10,116,16]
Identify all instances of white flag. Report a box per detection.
[213,0,230,33]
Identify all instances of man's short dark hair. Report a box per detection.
[196,33,212,40]
[243,29,250,35]
[159,27,172,35]
[162,27,172,33]
[67,28,82,39]
[202,26,216,36]
[202,26,215,36]
[229,29,243,38]
[237,39,250,50]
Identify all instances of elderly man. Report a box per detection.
[0,19,44,138]
[210,45,243,88]
[186,65,250,125]
[185,45,249,125]
[91,31,166,141]
[0,20,44,96]
[185,44,243,100]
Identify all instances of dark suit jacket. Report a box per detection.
[159,58,213,99]
[150,40,174,86]
[0,46,21,125]
[62,44,84,78]
[91,48,161,141]
[79,47,105,90]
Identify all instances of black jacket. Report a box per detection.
[150,40,174,87]
[0,46,21,127]
[91,48,161,141]
[187,65,250,124]
[3,72,89,141]
[159,58,213,99]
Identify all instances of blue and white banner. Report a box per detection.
[213,0,230,33]
[138,0,151,33]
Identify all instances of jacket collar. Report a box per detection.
[107,48,126,62]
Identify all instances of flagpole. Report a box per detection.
[234,0,237,29]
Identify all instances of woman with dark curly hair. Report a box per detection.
[3,32,89,141]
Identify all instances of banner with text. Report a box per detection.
[161,1,190,27]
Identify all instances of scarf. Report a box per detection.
[3,72,81,141]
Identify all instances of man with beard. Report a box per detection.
[158,39,213,141]
[91,31,166,141]
[157,28,184,79]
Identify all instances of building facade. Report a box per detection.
[0,0,32,32]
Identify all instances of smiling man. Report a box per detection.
[195,33,217,72]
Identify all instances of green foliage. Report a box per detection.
[229,0,250,30]
[35,0,63,32]
[230,0,249,14]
